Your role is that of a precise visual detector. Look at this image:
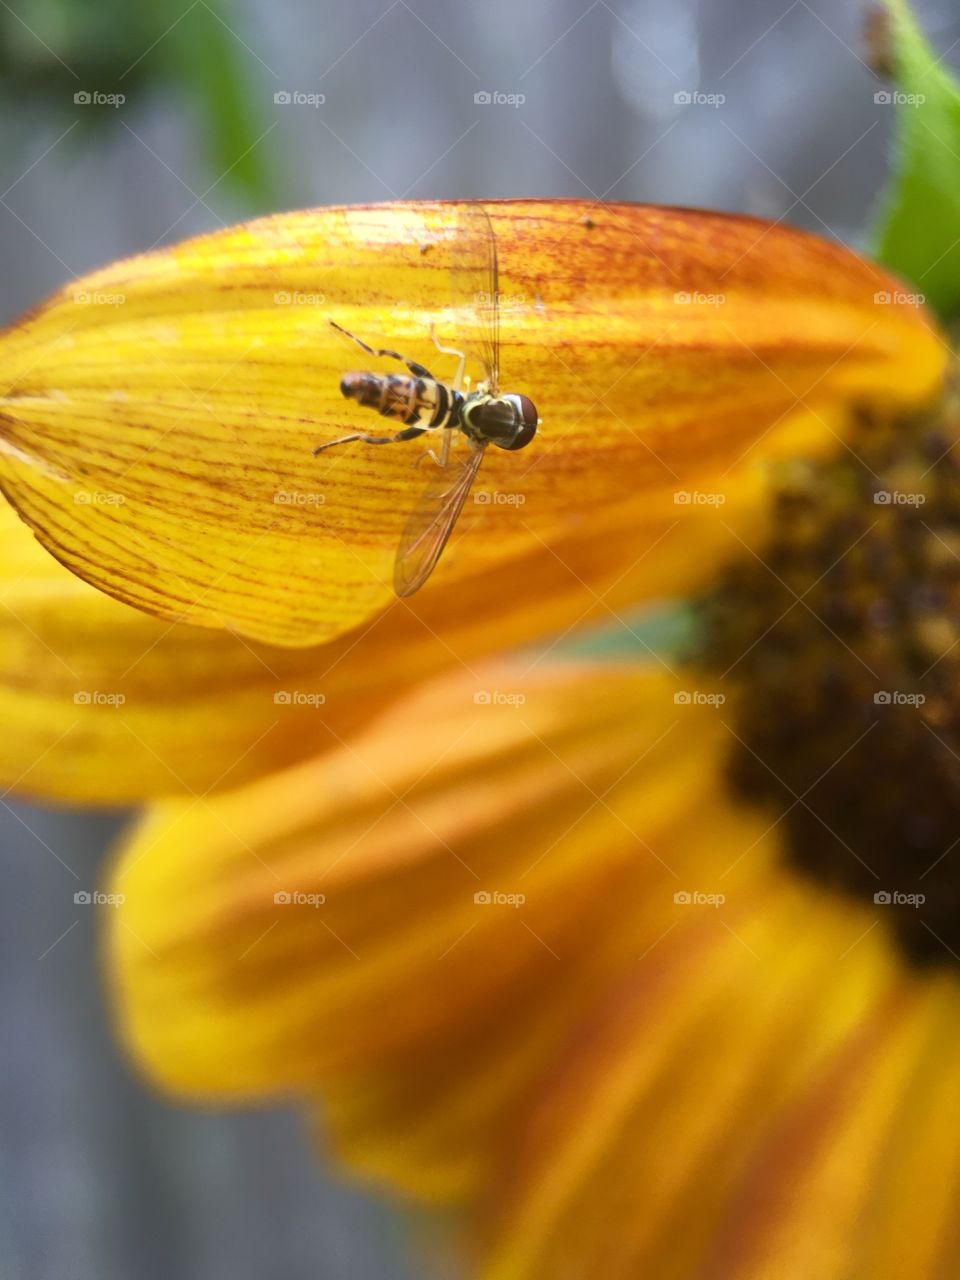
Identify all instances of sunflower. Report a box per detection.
[1,185,957,1280]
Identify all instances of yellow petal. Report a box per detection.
[0,201,944,645]
[478,887,960,1280]
[0,495,330,802]
[0,478,765,803]
[107,661,768,1201]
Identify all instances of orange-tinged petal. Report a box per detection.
[477,886,960,1280]
[107,661,772,1201]
[0,200,945,645]
[849,985,960,1280]
[0,474,767,803]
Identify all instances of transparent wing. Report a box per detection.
[450,203,500,393]
[394,443,486,597]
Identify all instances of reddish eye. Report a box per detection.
[516,394,539,428]
[498,394,538,451]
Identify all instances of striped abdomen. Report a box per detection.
[339,372,462,428]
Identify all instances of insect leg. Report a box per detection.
[438,427,453,466]
[429,324,466,392]
[313,425,427,455]
[330,320,434,379]
[422,428,456,468]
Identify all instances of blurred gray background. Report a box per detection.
[2,0,958,1277]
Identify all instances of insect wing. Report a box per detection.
[394,444,486,596]
[451,203,500,393]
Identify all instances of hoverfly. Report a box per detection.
[314,204,540,597]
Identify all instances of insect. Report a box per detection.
[314,204,540,597]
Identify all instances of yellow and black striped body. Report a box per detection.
[339,371,463,430]
[317,321,539,460]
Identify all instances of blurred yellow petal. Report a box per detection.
[478,891,960,1280]
[0,494,331,802]
[106,651,960,1270]
[0,469,767,803]
[0,200,944,645]
[108,662,768,1199]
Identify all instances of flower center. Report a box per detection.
[699,383,960,967]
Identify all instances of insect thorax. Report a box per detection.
[460,392,536,450]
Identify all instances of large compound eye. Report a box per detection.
[499,394,539,450]
[515,394,540,430]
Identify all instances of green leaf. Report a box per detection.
[165,0,279,210]
[871,0,960,319]
[0,0,281,208]
[540,605,700,664]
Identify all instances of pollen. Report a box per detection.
[700,377,960,966]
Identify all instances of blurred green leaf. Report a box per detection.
[542,605,699,664]
[871,0,960,319]
[0,0,278,209]
[165,0,277,209]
